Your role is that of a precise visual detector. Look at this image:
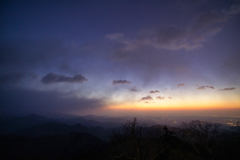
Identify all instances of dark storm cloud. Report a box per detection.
[156,96,165,100]
[177,83,186,87]
[206,86,215,89]
[197,86,206,90]
[220,87,236,91]
[139,95,153,101]
[0,87,106,116]
[41,73,88,84]
[149,90,160,94]
[112,80,132,85]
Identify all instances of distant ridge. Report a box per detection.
[14,122,111,141]
[0,114,56,134]
[59,116,121,128]
[0,114,121,135]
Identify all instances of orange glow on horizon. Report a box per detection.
[108,106,240,111]
[106,92,240,112]
[107,102,240,111]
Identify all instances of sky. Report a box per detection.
[0,0,240,117]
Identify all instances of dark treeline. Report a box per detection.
[108,118,240,160]
[1,118,240,160]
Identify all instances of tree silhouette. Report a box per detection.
[179,120,221,160]
[109,118,166,160]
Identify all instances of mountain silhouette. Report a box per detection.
[0,114,56,134]
[0,114,121,135]
[14,122,111,141]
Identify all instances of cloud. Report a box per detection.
[168,97,172,99]
[156,96,165,100]
[107,10,227,51]
[130,88,139,92]
[149,90,160,93]
[197,85,215,90]
[177,0,208,6]
[132,26,202,50]
[0,86,106,116]
[105,33,124,41]
[191,11,227,32]
[112,51,129,60]
[139,95,153,101]
[225,0,240,15]
[197,86,205,90]
[220,87,236,91]
[112,80,132,85]
[145,101,155,104]
[41,73,88,84]
[177,83,185,87]
[206,85,215,89]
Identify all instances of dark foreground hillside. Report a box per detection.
[0,132,108,160]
